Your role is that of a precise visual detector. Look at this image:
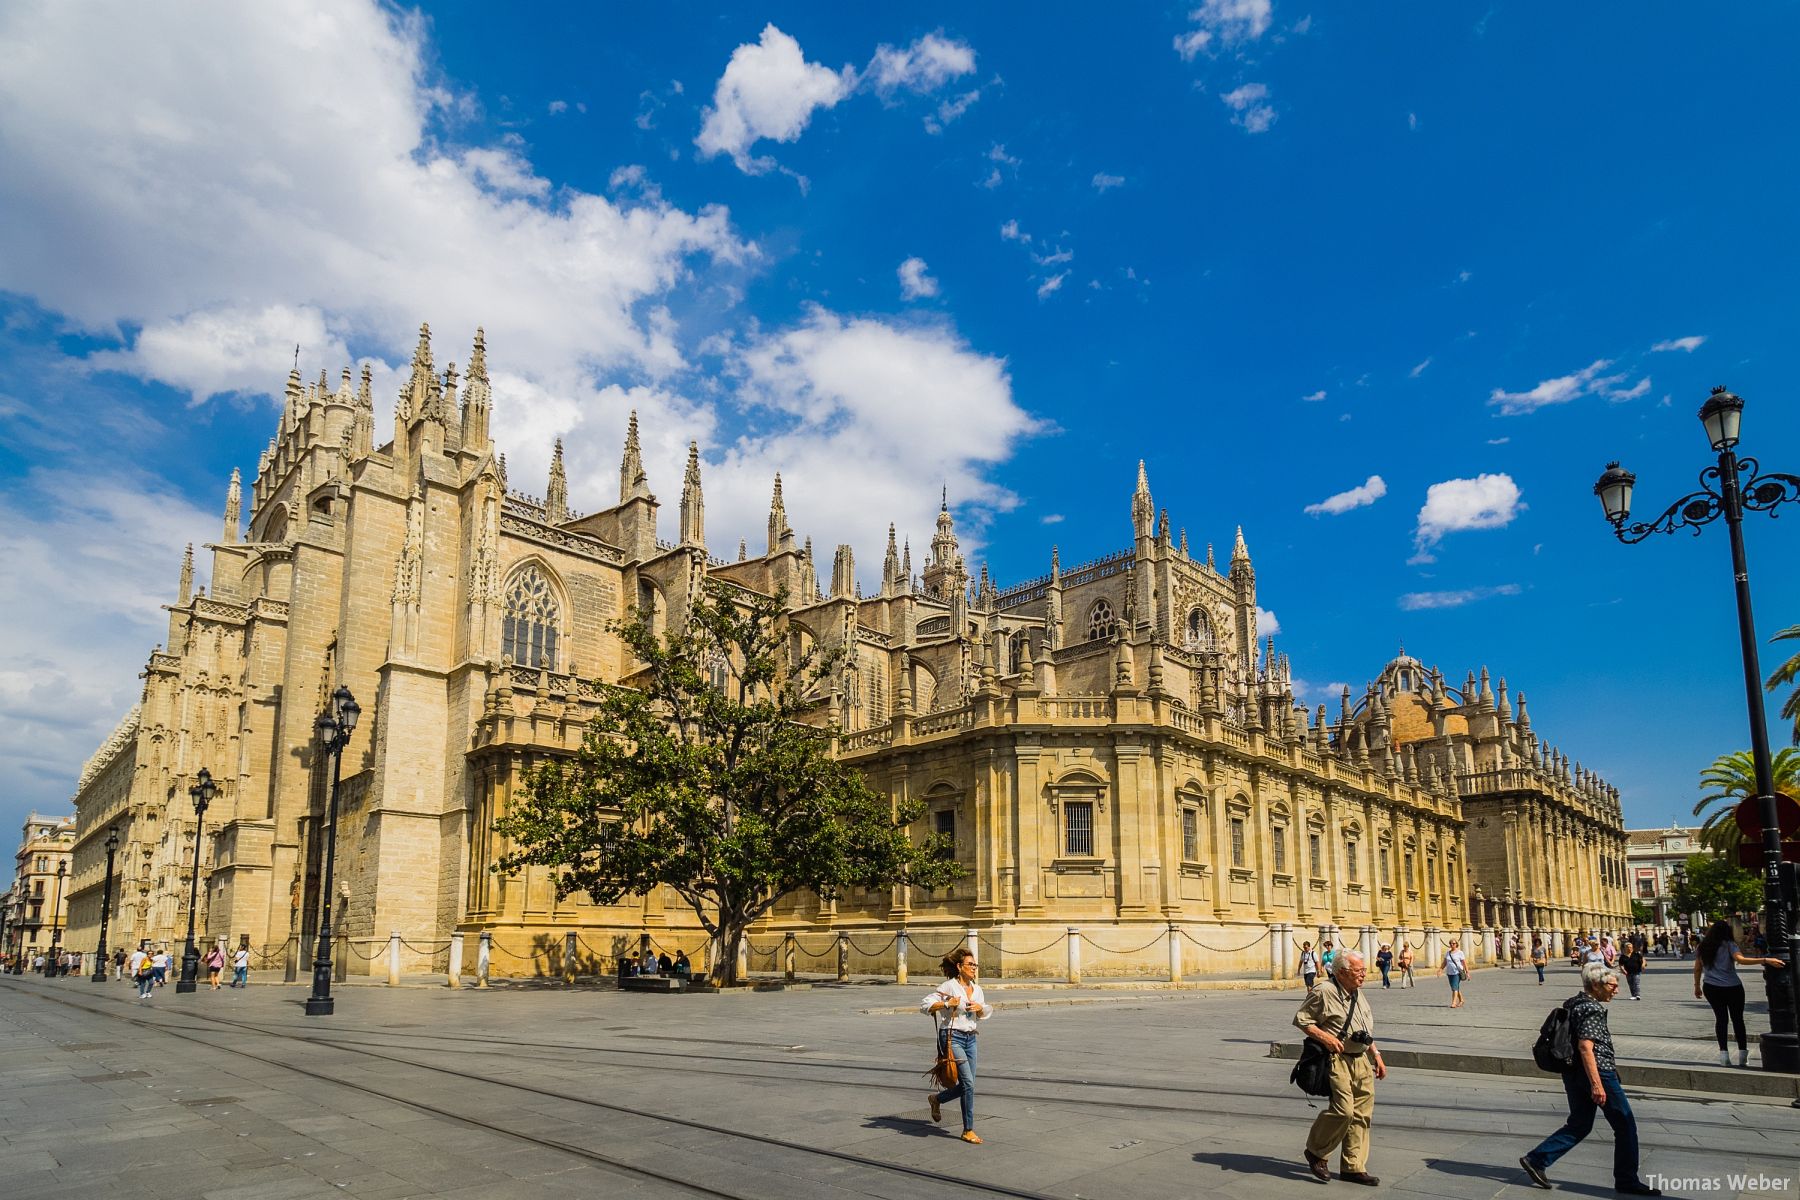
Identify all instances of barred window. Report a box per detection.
[1064,800,1095,857]
[1405,851,1416,891]
[1230,817,1246,868]
[1346,839,1360,884]
[1379,846,1390,885]
[502,567,560,669]
[1272,827,1287,874]
[934,810,956,859]
[1309,833,1323,878]
[1008,631,1025,675]
[1181,807,1199,863]
[1087,599,1117,642]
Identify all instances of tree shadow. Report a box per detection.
[1423,1157,1615,1198]
[1192,1151,1314,1181]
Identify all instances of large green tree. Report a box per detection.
[1694,747,1800,854]
[495,582,958,986]
[1768,623,1800,746]
[1670,852,1763,923]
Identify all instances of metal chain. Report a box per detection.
[845,933,898,955]
[1179,926,1270,953]
[398,937,451,953]
[988,933,1068,957]
[1079,930,1169,955]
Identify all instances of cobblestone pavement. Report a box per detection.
[2,963,1796,1200]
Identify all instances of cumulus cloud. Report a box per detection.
[1488,359,1648,416]
[1000,219,1030,243]
[1221,83,1277,133]
[1651,335,1705,353]
[1398,584,1522,611]
[1304,475,1387,516]
[866,32,976,95]
[1412,473,1523,561]
[897,256,939,300]
[924,89,980,134]
[1174,0,1274,58]
[695,24,856,173]
[1092,172,1126,192]
[1256,606,1281,636]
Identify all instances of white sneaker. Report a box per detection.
[1719,1050,1732,1066]
[1736,1049,1749,1067]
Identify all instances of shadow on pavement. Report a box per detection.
[1425,1157,1616,1198]
[863,1114,954,1139]
[1192,1150,1312,1181]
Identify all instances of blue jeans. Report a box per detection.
[1525,1070,1640,1186]
[1378,965,1391,988]
[137,973,155,998]
[933,1030,978,1132]
[233,966,248,987]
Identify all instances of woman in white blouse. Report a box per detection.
[921,946,992,1143]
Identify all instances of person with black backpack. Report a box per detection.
[1519,962,1661,1195]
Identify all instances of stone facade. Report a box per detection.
[61,328,1633,977]
[6,813,75,963]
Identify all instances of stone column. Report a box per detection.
[966,926,980,967]
[1270,921,1285,981]
[1461,924,1475,968]
[1067,927,1082,985]
[386,930,401,986]
[476,930,491,987]
[563,931,577,984]
[783,931,796,982]
[1359,924,1377,965]
[1168,922,1182,983]
[896,927,909,985]
[1423,925,1441,969]
[447,931,463,988]
[837,931,849,982]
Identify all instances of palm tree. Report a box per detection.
[1695,747,1800,854]
[1767,623,1800,746]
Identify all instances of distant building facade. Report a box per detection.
[1625,823,1703,927]
[62,328,1633,976]
[7,813,75,963]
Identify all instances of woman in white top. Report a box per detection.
[920,946,992,1143]
[1437,939,1468,1008]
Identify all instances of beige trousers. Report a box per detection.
[1305,1052,1375,1171]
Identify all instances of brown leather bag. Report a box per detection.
[930,1027,959,1089]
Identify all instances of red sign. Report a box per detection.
[1733,795,1800,870]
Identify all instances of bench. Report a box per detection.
[619,975,695,993]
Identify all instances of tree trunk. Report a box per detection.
[712,921,746,987]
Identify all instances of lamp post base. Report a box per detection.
[1758,1031,1798,1074]
[303,995,335,1016]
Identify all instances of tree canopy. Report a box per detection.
[1670,852,1763,923]
[494,581,958,985]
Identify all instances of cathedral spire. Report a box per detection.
[619,410,649,502]
[545,438,568,524]
[223,468,241,545]
[351,362,374,457]
[924,490,960,598]
[459,328,492,452]
[679,440,705,548]
[177,543,194,606]
[767,472,789,553]
[1231,524,1250,565]
[400,322,439,425]
[1132,459,1154,541]
[883,523,900,594]
[901,538,912,588]
[282,364,302,432]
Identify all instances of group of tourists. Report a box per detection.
[1302,939,1417,991]
[616,949,690,979]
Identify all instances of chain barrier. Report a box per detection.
[1179,926,1271,954]
[398,937,451,954]
[1079,930,1169,956]
[486,940,548,961]
[345,939,386,960]
[252,943,288,966]
[988,933,1068,958]
[844,933,898,956]
[791,937,838,962]
[905,933,964,961]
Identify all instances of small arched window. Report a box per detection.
[502,566,560,669]
[1007,631,1025,675]
[1184,608,1212,651]
[1087,598,1117,642]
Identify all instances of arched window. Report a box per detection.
[1185,608,1212,651]
[1087,598,1117,641]
[502,566,560,669]
[1007,631,1025,675]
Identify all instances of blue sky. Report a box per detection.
[2,2,1798,843]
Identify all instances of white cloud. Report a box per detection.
[1398,584,1521,611]
[1032,247,1074,267]
[924,89,981,134]
[866,32,976,95]
[1456,269,1472,284]
[1000,219,1030,243]
[1092,172,1125,192]
[1221,83,1277,133]
[1041,513,1065,525]
[978,168,1003,190]
[1304,474,1387,516]
[89,304,348,403]
[548,99,569,115]
[1651,335,1706,353]
[695,24,855,173]
[897,256,939,300]
[1412,473,1523,560]
[1486,436,1510,445]
[1256,606,1280,637]
[1302,389,1326,402]
[1192,0,1273,43]
[1488,359,1648,416]
[1408,111,1419,131]
[1173,29,1213,60]
[1409,357,1432,378]
[1036,273,1068,300]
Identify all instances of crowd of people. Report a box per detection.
[616,948,691,980]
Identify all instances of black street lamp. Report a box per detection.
[47,862,67,976]
[91,825,120,982]
[1595,384,1800,1074]
[305,685,360,1017]
[175,769,217,994]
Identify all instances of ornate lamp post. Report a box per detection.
[90,825,119,982]
[1594,385,1800,1073]
[305,685,360,1017]
[47,862,67,976]
[175,769,217,994]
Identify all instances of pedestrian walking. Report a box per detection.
[1298,941,1319,991]
[232,945,249,987]
[1618,942,1644,1001]
[1321,939,1337,974]
[1375,943,1393,989]
[1692,920,1783,1067]
[204,944,226,989]
[1396,943,1415,988]
[1437,939,1468,1008]
[130,947,155,1000]
[1296,950,1387,1186]
[1518,963,1662,1195]
[112,948,126,981]
[1510,935,1524,969]
[1531,937,1548,985]
[151,949,169,986]
[922,946,992,1144]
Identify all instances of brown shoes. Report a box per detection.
[1340,1171,1380,1186]
[928,1093,941,1123]
[1305,1150,1331,1182]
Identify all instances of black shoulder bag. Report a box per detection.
[1290,985,1357,1097]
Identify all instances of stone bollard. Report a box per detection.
[387,930,401,986]
[564,931,577,984]
[896,927,909,985]
[1066,927,1082,985]
[336,929,348,983]
[476,930,491,988]
[966,926,979,967]
[1462,925,1476,967]
[284,932,298,983]
[1168,922,1182,983]
[1269,921,1285,982]
[447,931,464,988]
[736,936,749,982]
[836,931,849,982]
[783,931,796,982]
[1360,924,1377,965]
[1423,926,1441,969]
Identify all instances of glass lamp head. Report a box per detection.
[1593,461,1636,524]
[1698,385,1743,452]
